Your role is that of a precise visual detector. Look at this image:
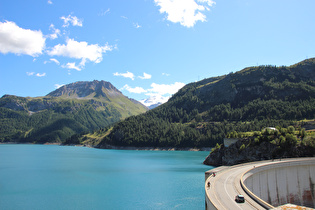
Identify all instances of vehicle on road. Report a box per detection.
[235,195,245,203]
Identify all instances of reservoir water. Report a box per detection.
[0,144,213,210]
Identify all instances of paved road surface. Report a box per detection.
[206,160,283,210]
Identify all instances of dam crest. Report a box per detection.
[205,158,315,209]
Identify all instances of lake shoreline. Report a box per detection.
[0,142,212,151]
[98,145,212,151]
[68,143,212,151]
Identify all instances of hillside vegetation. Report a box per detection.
[0,80,147,143]
[204,124,315,166]
[77,58,315,149]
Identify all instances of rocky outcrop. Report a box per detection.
[0,95,27,111]
[47,80,121,99]
[203,139,276,166]
[203,137,315,166]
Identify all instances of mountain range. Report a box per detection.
[91,58,314,149]
[0,80,147,143]
[1,58,315,148]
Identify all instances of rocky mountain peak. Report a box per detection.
[47,80,121,99]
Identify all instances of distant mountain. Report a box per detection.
[0,80,148,143]
[88,58,315,149]
[47,80,120,99]
[140,95,168,109]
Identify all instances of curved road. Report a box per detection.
[205,159,302,210]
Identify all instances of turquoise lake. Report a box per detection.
[0,144,213,210]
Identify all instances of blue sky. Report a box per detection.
[1,0,315,105]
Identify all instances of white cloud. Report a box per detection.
[44,58,60,65]
[139,72,152,79]
[133,23,141,29]
[48,0,53,4]
[154,0,215,27]
[98,8,110,16]
[144,82,185,104]
[61,15,83,27]
[50,58,60,65]
[48,39,113,68]
[140,95,169,107]
[121,85,147,94]
[0,21,46,56]
[26,72,46,77]
[26,72,35,76]
[148,82,185,95]
[162,72,170,76]
[121,82,185,106]
[121,82,185,97]
[114,72,151,80]
[48,24,60,40]
[54,84,64,89]
[62,62,81,71]
[36,73,46,77]
[113,71,135,80]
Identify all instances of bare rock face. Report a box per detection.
[0,95,27,111]
[47,80,121,99]
[203,138,288,166]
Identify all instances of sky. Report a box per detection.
[1,0,315,106]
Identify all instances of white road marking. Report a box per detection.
[224,168,244,210]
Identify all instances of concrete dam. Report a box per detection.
[205,158,315,209]
[242,159,315,208]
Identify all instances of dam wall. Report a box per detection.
[242,159,315,208]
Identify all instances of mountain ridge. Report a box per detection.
[0,80,148,143]
[87,58,315,149]
[47,80,121,100]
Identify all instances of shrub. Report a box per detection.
[285,133,297,146]
[287,126,295,134]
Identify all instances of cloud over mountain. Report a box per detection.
[121,85,147,94]
[121,81,186,106]
[48,39,113,69]
[113,71,135,80]
[148,82,185,96]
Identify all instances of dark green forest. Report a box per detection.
[95,58,315,149]
[0,101,121,143]
[204,125,315,166]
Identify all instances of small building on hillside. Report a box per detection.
[263,127,277,131]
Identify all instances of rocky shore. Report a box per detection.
[203,137,315,166]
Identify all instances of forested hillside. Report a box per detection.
[204,124,315,166]
[90,58,315,149]
[0,80,147,143]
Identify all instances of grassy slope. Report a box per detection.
[0,91,147,143]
